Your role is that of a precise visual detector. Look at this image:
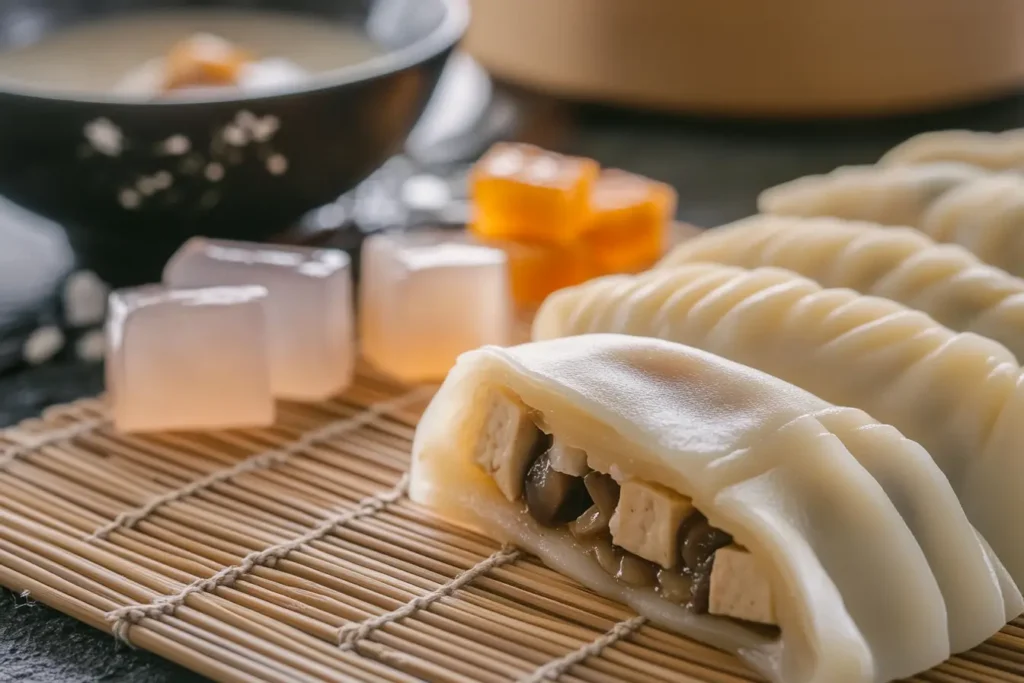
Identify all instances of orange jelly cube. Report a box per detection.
[582,170,677,274]
[164,34,253,92]
[484,238,598,310]
[470,143,599,243]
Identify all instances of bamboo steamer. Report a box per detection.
[463,0,1024,117]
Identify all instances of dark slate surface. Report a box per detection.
[3,78,1024,681]
[0,589,206,683]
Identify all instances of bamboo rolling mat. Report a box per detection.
[2,368,1024,683]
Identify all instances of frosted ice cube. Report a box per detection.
[164,238,354,401]
[106,285,274,433]
[360,229,511,383]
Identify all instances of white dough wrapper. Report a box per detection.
[919,174,1024,278]
[659,215,1024,361]
[759,166,1024,279]
[410,334,1019,683]
[758,162,985,227]
[879,128,1024,171]
[534,264,1024,594]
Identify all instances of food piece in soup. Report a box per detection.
[163,33,253,91]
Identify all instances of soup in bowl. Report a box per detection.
[0,0,466,284]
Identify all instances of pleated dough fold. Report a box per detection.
[920,175,1024,277]
[759,166,1024,278]
[759,162,984,228]
[658,215,1024,360]
[880,128,1024,171]
[410,335,1020,683]
[533,264,1024,592]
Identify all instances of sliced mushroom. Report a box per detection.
[680,512,733,572]
[474,391,547,502]
[569,505,610,539]
[586,535,620,575]
[524,452,591,527]
[690,568,713,614]
[656,569,693,604]
[616,553,658,587]
[584,472,620,517]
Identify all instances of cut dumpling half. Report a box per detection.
[879,128,1024,170]
[758,162,985,227]
[411,334,1021,683]
[659,214,1024,361]
[534,264,1024,588]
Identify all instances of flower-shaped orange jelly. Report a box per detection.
[583,170,677,274]
[164,34,254,92]
[470,143,599,243]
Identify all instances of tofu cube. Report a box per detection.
[609,480,693,569]
[709,545,777,626]
[106,285,274,433]
[474,391,541,501]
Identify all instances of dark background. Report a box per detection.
[3,53,1024,681]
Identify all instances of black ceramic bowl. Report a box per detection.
[0,0,466,266]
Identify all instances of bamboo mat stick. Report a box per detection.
[0,417,106,471]
[87,388,430,541]
[104,476,409,640]
[0,543,302,682]
[520,616,648,683]
[337,545,521,648]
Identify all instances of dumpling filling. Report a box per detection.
[474,390,779,627]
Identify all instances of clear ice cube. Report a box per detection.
[106,285,274,433]
[360,229,512,383]
[163,237,355,401]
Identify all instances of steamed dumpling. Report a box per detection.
[758,162,984,227]
[659,215,1024,360]
[879,128,1024,170]
[919,174,1024,277]
[411,334,1020,683]
[760,166,1024,277]
[534,264,1024,586]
